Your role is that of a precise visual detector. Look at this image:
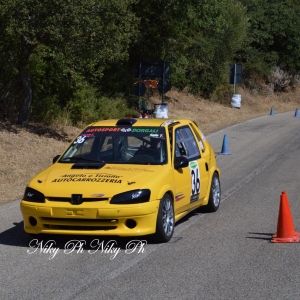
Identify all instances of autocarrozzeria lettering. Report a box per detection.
[52,173,122,183]
[52,178,122,183]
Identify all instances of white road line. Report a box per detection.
[220,130,300,203]
[103,128,300,282]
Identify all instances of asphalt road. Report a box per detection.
[1,111,300,300]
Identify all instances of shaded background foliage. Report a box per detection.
[0,0,300,125]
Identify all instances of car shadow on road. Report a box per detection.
[175,205,211,227]
[0,221,161,249]
[0,207,208,249]
[0,221,32,247]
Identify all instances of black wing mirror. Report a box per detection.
[52,155,60,164]
[174,156,189,169]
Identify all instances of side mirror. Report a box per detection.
[174,156,189,169]
[52,155,60,164]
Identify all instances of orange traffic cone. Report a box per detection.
[271,191,300,243]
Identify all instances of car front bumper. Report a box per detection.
[20,200,160,236]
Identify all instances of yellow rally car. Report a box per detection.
[20,118,221,242]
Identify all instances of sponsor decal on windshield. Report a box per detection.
[132,128,159,133]
[82,133,95,137]
[74,136,86,144]
[121,128,132,132]
[86,128,121,132]
[73,133,95,144]
[84,127,163,135]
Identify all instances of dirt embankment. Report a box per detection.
[1,88,300,204]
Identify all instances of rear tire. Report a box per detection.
[154,194,174,243]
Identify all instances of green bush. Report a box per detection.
[210,84,233,105]
[65,83,137,126]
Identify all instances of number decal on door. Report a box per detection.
[189,161,200,203]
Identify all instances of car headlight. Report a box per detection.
[23,187,45,203]
[110,189,151,204]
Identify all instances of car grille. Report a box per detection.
[41,217,117,223]
[43,225,117,231]
[47,197,109,202]
[41,217,118,231]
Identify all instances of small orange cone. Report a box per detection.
[271,191,300,243]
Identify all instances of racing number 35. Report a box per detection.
[189,161,200,203]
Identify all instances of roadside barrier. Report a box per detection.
[270,106,275,116]
[271,191,300,243]
[294,108,300,118]
[220,134,231,155]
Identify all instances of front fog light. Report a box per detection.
[29,216,37,226]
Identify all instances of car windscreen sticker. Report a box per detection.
[84,127,165,136]
[74,135,86,144]
[189,161,200,203]
[131,128,159,133]
[73,133,95,144]
[121,128,132,132]
[86,128,121,132]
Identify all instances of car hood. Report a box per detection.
[28,163,165,198]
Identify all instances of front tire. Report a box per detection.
[154,193,174,243]
[204,172,221,212]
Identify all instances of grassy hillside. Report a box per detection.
[1,88,300,204]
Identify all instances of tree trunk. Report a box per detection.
[17,35,35,127]
[17,65,32,126]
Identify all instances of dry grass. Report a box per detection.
[0,123,81,204]
[150,87,300,134]
[1,87,300,204]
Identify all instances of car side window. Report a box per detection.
[175,126,200,161]
[190,122,205,152]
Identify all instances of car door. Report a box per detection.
[172,125,209,214]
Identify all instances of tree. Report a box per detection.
[237,0,300,77]
[0,0,138,125]
[130,0,248,96]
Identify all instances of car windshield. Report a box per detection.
[59,126,168,165]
